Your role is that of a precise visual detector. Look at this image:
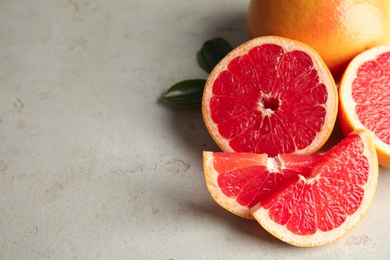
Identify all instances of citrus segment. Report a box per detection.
[251,130,378,247]
[203,131,378,246]
[338,45,390,168]
[203,152,322,220]
[202,36,338,157]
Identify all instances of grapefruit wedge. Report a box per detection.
[203,152,322,220]
[202,36,338,157]
[339,45,390,168]
[203,130,378,246]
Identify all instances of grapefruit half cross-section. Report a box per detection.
[202,36,338,157]
[339,45,390,168]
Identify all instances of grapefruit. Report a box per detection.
[247,0,390,78]
[338,45,390,168]
[202,36,338,157]
[203,152,322,219]
[203,130,378,247]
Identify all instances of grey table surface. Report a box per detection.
[1,0,390,259]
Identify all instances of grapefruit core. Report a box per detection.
[202,36,338,157]
[203,130,378,247]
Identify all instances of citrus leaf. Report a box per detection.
[197,37,233,73]
[162,79,206,107]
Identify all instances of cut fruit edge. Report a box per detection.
[338,45,390,168]
[203,130,379,247]
[203,151,322,220]
[202,36,338,155]
[250,130,378,247]
[203,152,266,220]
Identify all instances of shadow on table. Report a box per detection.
[199,9,249,48]
[155,9,294,245]
[190,198,283,246]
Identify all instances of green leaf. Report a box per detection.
[162,79,206,107]
[197,37,233,73]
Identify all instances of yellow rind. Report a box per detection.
[250,130,378,247]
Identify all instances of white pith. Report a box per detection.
[267,156,283,173]
[250,131,378,247]
[339,45,390,158]
[202,36,338,154]
[203,151,255,220]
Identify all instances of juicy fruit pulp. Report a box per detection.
[258,134,371,232]
[215,154,322,209]
[204,152,322,219]
[203,36,337,157]
[210,46,327,156]
[339,46,390,168]
[204,131,378,246]
[352,51,390,144]
[248,0,390,78]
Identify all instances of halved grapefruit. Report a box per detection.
[203,130,378,246]
[338,45,390,168]
[202,36,338,157]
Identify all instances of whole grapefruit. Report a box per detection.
[248,0,390,78]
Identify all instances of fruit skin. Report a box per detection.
[251,130,378,247]
[203,130,378,247]
[337,110,390,168]
[340,123,390,168]
[248,0,390,78]
[203,151,322,220]
[338,45,390,168]
[202,36,338,156]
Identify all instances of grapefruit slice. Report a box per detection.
[203,152,322,219]
[202,36,338,157]
[338,45,390,168]
[203,130,378,246]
